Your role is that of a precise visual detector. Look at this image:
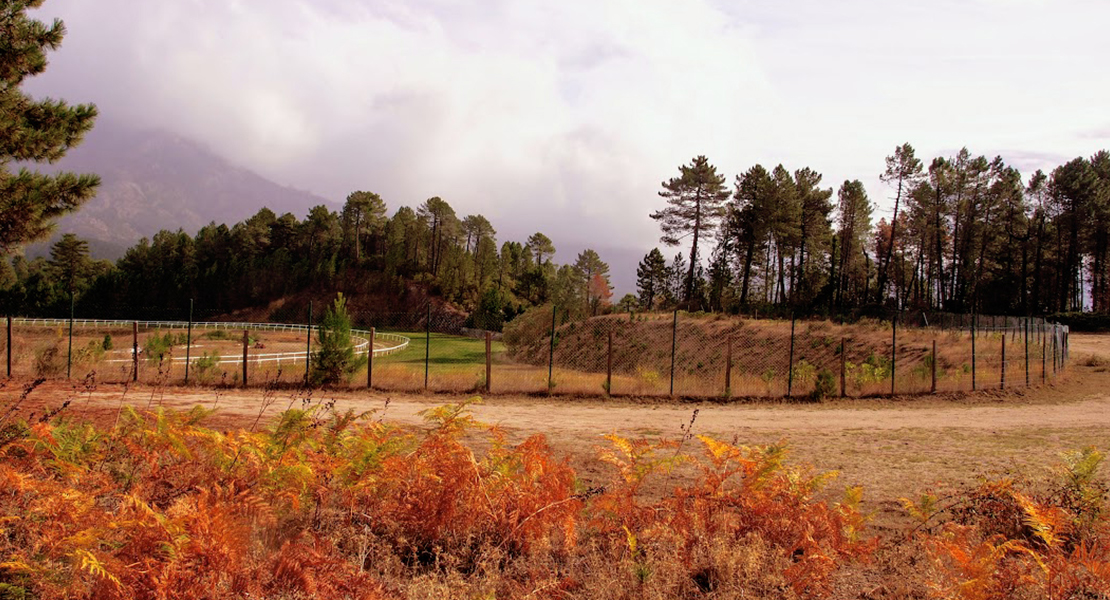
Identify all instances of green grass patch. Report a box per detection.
[376,331,508,373]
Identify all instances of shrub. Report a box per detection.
[192,351,221,383]
[34,342,64,376]
[811,368,837,401]
[143,332,185,364]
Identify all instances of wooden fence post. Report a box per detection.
[1001,333,1006,390]
[725,335,733,397]
[931,339,937,394]
[606,330,613,397]
[840,337,847,398]
[787,313,796,398]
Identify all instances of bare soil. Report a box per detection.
[6,333,1110,531]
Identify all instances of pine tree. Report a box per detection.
[341,191,386,261]
[573,249,610,316]
[635,248,667,310]
[0,0,100,255]
[651,155,730,307]
[311,293,365,385]
[876,143,923,304]
[47,232,90,294]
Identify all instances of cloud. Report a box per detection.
[22,0,1110,294]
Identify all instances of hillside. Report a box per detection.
[506,312,943,396]
[24,120,331,258]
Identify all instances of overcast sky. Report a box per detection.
[24,0,1110,292]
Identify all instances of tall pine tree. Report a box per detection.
[0,0,100,255]
[651,155,729,307]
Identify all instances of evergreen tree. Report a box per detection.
[651,155,730,306]
[572,249,610,316]
[47,233,90,294]
[526,232,555,265]
[311,293,365,385]
[341,191,386,261]
[0,0,100,255]
[876,143,924,303]
[635,248,667,310]
[834,180,872,308]
[725,164,775,306]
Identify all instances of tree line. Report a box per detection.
[0,193,616,328]
[638,147,1110,317]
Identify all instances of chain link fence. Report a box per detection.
[1,304,1069,399]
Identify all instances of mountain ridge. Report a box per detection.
[25,120,333,259]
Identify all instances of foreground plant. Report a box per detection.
[915,447,1110,600]
[0,395,881,599]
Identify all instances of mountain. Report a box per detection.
[25,121,331,259]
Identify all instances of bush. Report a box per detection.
[811,368,837,401]
[143,332,186,364]
[34,343,64,376]
[192,351,221,384]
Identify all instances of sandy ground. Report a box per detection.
[6,332,1110,529]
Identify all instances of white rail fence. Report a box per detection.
[11,318,410,367]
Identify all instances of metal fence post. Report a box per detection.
[1001,332,1006,390]
[67,292,74,379]
[425,303,431,391]
[669,309,678,397]
[1024,318,1029,388]
[242,330,249,387]
[305,301,312,386]
[548,305,556,394]
[787,312,796,398]
[132,321,138,383]
[368,327,375,390]
[486,331,492,394]
[1042,319,1047,384]
[185,299,193,384]
[971,313,977,391]
[891,311,897,395]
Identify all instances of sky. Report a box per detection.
[24,0,1110,295]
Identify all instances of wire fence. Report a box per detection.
[1,305,1069,399]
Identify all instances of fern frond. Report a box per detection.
[1013,491,1071,550]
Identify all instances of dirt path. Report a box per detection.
[8,332,1110,527]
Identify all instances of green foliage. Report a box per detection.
[142,332,185,364]
[192,351,221,383]
[465,287,505,332]
[101,334,112,351]
[0,1,100,254]
[310,293,365,385]
[812,368,837,401]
